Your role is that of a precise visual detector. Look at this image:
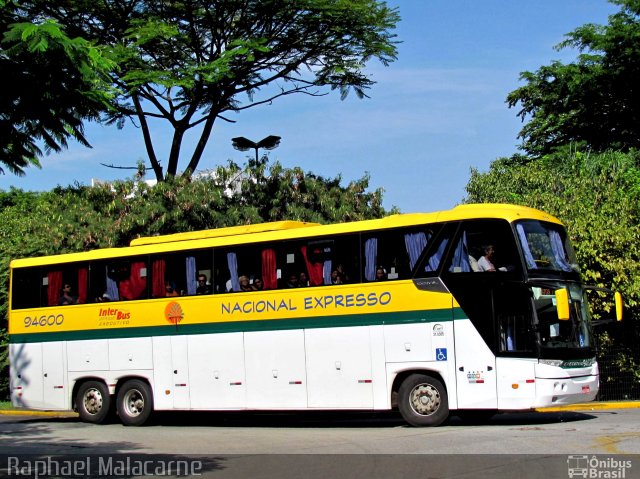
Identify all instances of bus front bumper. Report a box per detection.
[533,375,599,407]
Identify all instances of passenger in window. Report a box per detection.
[239,275,253,292]
[196,274,212,295]
[336,264,348,283]
[252,277,264,291]
[286,273,299,288]
[331,269,344,285]
[478,245,496,271]
[298,271,309,287]
[375,267,387,281]
[59,284,78,305]
[165,281,180,297]
[478,245,508,272]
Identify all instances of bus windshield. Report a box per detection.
[515,220,579,274]
[532,282,592,355]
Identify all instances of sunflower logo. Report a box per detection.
[165,301,184,324]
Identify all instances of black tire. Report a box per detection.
[116,379,154,426]
[76,380,111,424]
[398,374,449,427]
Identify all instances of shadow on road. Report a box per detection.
[1,408,599,430]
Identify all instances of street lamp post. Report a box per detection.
[231,135,282,163]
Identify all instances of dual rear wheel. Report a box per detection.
[76,379,153,426]
[116,379,153,426]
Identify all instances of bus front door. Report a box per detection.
[453,318,498,409]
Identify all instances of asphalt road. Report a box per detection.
[1,409,639,478]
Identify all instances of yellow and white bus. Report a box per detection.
[8,204,621,426]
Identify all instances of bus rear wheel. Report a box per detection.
[398,374,449,427]
[76,380,111,424]
[116,379,153,426]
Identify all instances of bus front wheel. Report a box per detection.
[76,380,111,424]
[116,379,153,426]
[398,374,449,427]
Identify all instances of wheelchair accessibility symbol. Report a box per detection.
[436,348,447,361]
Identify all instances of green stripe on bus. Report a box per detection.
[9,307,467,343]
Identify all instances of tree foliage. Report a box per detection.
[0,161,390,399]
[0,0,116,175]
[507,0,640,157]
[18,0,400,181]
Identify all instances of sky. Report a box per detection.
[0,0,620,213]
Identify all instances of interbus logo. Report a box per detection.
[97,307,131,327]
[98,308,130,320]
[165,301,184,324]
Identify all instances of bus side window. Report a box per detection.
[192,250,213,295]
[413,225,453,277]
[102,257,148,302]
[42,264,89,306]
[146,249,213,297]
[11,267,42,309]
[304,234,360,286]
[364,227,434,281]
[215,245,265,293]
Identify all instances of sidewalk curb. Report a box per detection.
[1,402,638,418]
[0,409,78,417]
[535,401,640,412]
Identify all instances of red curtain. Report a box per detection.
[261,249,277,290]
[151,259,166,298]
[47,271,63,306]
[77,267,88,304]
[120,261,147,300]
[301,245,323,286]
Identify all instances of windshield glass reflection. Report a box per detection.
[516,220,579,273]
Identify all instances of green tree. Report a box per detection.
[507,0,640,157]
[0,0,116,175]
[20,0,399,181]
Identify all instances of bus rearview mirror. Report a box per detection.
[555,288,570,321]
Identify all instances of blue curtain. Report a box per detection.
[404,232,428,271]
[549,230,573,272]
[506,323,514,351]
[227,252,240,292]
[323,260,332,285]
[106,266,119,301]
[426,239,448,272]
[185,256,197,295]
[364,238,378,281]
[516,224,538,269]
[449,231,471,272]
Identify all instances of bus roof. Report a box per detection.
[10,203,562,268]
[129,220,320,246]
